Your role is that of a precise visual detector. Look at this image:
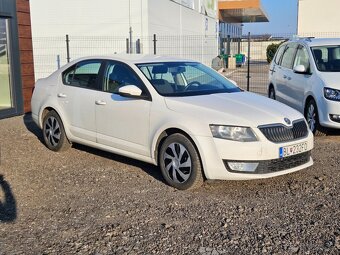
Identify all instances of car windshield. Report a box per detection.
[311,45,340,72]
[136,62,241,96]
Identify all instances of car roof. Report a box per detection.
[291,37,340,47]
[71,54,196,65]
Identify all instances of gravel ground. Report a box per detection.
[0,115,339,255]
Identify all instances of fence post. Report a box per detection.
[237,38,241,54]
[136,39,141,54]
[129,27,133,54]
[126,38,130,54]
[226,35,231,68]
[66,34,70,63]
[57,55,60,69]
[153,34,157,55]
[247,32,251,91]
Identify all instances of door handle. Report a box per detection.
[95,100,107,106]
[57,93,67,98]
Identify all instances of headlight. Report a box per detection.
[210,125,258,142]
[324,87,340,101]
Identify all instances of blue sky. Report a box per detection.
[242,0,298,35]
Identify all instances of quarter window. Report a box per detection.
[281,45,297,69]
[63,60,101,90]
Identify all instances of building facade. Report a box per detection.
[0,0,35,119]
[298,0,340,36]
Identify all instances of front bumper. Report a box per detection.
[195,130,314,180]
[318,97,340,129]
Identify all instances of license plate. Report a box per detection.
[279,142,308,158]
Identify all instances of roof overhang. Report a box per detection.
[219,0,269,23]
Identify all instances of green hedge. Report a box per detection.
[266,43,281,63]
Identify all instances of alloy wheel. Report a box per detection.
[44,116,61,147]
[307,104,316,132]
[163,142,192,183]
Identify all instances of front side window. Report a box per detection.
[103,61,144,93]
[312,45,340,72]
[137,62,241,97]
[63,60,101,90]
[294,46,310,71]
[281,44,297,69]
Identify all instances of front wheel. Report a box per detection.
[42,110,71,151]
[305,99,327,136]
[159,134,204,190]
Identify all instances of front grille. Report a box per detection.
[224,151,311,174]
[259,119,308,143]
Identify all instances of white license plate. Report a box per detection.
[279,142,308,158]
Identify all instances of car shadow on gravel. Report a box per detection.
[23,113,44,144]
[0,175,17,223]
[73,143,166,184]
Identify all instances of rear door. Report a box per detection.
[58,60,104,142]
[275,43,298,107]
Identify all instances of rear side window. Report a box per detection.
[274,45,286,64]
[281,44,297,69]
[62,60,102,90]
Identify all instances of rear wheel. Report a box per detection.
[268,86,276,100]
[43,110,71,151]
[159,134,204,190]
[305,99,327,136]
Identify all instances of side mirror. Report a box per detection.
[118,85,143,98]
[293,65,307,74]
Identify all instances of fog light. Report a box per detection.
[330,114,340,123]
[227,162,259,172]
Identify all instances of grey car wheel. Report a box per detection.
[43,110,71,151]
[159,133,204,190]
[269,87,275,100]
[305,99,327,136]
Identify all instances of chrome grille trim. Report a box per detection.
[258,119,308,143]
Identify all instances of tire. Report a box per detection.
[305,99,327,136]
[159,133,204,190]
[268,86,276,100]
[42,110,71,151]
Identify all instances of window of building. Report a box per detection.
[0,18,13,110]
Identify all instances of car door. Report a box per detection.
[95,60,152,157]
[275,43,298,107]
[270,44,287,102]
[286,45,312,112]
[57,60,104,142]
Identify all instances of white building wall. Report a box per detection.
[30,0,219,79]
[298,0,340,36]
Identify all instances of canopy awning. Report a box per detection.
[219,0,269,23]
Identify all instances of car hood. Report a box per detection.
[165,92,303,128]
[318,72,340,90]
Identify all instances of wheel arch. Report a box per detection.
[153,127,206,179]
[39,105,72,141]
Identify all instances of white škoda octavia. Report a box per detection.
[31,55,314,190]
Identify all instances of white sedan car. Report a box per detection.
[31,55,314,190]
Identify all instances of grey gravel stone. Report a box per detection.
[0,115,339,255]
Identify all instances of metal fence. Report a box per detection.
[32,32,340,96]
